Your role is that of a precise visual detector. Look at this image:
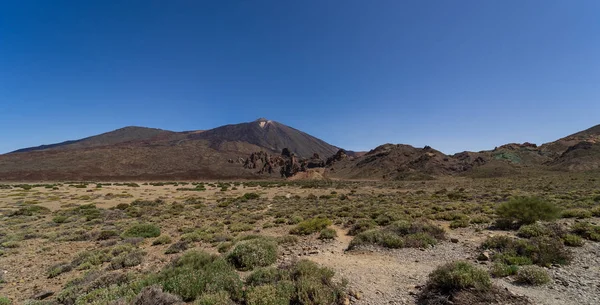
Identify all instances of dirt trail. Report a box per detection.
[305,226,441,304]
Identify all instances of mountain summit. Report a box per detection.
[190,118,338,158]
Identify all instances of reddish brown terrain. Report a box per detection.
[1,120,599,181]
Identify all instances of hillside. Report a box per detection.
[0,119,340,181]
[189,118,338,158]
[2,121,600,181]
[10,126,175,153]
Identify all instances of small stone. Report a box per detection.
[33,291,54,300]
[477,251,490,261]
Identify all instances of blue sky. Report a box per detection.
[1,1,599,154]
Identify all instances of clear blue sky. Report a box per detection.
[1,1,599,154]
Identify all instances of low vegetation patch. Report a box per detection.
[571,222,600,241]
[290,217,332,235]
[245,260,347,305]
[495,196,560,228]
[121,223,161,238]
[227,237,278,271]
[515,265,551,286]
[348,221,445,250]
[480,235,572,267]
[318,228,337,240]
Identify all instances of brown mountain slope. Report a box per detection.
[10,126,175,153]
[540,124,600,157]
[0,119,340,181]
[326,144,481,180]
[189,118,338,158]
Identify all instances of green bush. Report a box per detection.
[121,223,161,238]
[291,260,346,305]
[152,235,173,246]
[245,284,294,305]
[490,262,518,278]
[97,230,119,240]
[571,222,600,241]
[480,235,572,267]
[561,208,592,219]
[194,291,231,305]
[449,218,469,229]
[515,265,551,285]
[318,228,337,240]
[245,261,346,305]
[52,215,69,224]
[47,263,73,278]
[562,234,584,247]
[110,249,145,270]
[0,297,11,305]
[426,261,491,293]
[152,251,243,302]
[246,268,289,287]
[227,238,278,271]
[347,219,376,236]
[290,218,332,235]
[348,221,445,250]
[496,197,560,228]
[517,223,549,238]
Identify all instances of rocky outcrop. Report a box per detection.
[243,148,330,178]
[326,149,348,166]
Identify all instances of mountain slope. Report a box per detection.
[191,118,338,158]
[10,126,174,153]
[0,119,341,180]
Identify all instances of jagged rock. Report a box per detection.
[326,149,348,166]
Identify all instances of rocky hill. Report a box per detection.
[0,119,340,181]
[2,121,599,181]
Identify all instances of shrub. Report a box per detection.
[241,193,260,200]
[517,223,549,238]
[121,223,161,238]
[246,267,289,287]
[426,261,491,293]
[97,230,120,240]
[245,284,293,305]
[318,228,337,240]
[47,262,73,278]
[515,265,551,285]
[152,235,173,246]
[153,251,243,302]
[561,208,592,219]
[348,221,444,250]
[227,238,278,271]
[133,285,181,304]
[562,234,584,247]
[287,215,304,225]
[0,297,10,305]
[480,235,572,267]
[52,215,69,224]
[449,219,469,229]
[496,197,560,228]
[291,260,346,305]
[110,249,145,269]
[571,222,600,241]
[165,241,190,254]
[10,205,50,217]
[290,218,332,235]
[276,235,298,245]
[347,219,376,236]
[490,262,518,278]
[194,291,231,305]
